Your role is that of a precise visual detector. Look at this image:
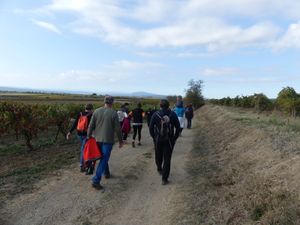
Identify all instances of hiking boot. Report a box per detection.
[132,142,135,148]
[157,169,162,176]
[92,183,103,190]
[86,167,94,175]
[138,142,142,146]
[162,179,169,185]
[80,166,85,173]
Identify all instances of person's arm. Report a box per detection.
[114,113,123,148]
[87,113,96,138]
[172,112,181,141]
[66,113,80,139]
[149,113,156,139]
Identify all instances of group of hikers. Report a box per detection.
[67,95,194,190]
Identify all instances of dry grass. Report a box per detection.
[170,105,300,225]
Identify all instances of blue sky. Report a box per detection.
[1,0,300,98]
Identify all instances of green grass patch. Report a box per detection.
[231,111,300,133]
[0,144,25,156]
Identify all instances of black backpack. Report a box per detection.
[155,111,172,141]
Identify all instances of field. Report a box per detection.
[1,93,300,224]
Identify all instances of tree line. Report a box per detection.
[209,87,300,117]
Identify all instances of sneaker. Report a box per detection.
[162,179,169,185]
[132,142,135,148]
[92,183,103,190]
[138,142,142,146]
[80,167,85,173]
[104,173,111,179]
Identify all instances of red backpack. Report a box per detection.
[83,137,102,167]
[76,112,90,132]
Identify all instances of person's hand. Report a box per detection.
[66,132,71,140]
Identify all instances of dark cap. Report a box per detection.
[85,103,93,110]
[160,99,170,109]
[104,95,114,104]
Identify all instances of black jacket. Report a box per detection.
[69,111,93,136]
[149,108,180,143]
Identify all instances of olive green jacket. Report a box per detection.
[87,107,122,144]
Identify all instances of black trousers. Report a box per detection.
[187,118,192,129]
[133,125,142,142]
[155,140,173,181]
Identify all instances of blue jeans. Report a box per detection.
[77,135,87,167]
[92,142,113,185]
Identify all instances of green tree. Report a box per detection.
[276,87,300,117]
[184,79,205,109]
[253,93,273,112]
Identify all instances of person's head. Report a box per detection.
[177,95,182,101]
[137,102,142,108]
[176,100,183,107]
[85,103,93,111]
[104,95,114,107]
[160,99,170,109]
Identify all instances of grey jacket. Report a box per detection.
[87,107,122,144]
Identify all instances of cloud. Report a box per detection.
[31,0,300,51]
[271,21,300,50]
[32,20,61,34]
[201,67,239,77]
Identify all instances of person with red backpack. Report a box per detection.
[87,96,124,190]
[67,104,96,174]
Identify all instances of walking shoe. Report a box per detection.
[86,166,94,175]
[138,142,142,146]
[104,173,111,179]
[92,183,103,190]
[162,179,169,185]
[80,166,85,173]
[132,142,135,148]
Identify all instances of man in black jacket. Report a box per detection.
[149,99,180,185]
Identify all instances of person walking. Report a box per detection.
[149,99,180,185]
[118,104,130,141]
[66,103,94,173]
[130,102,144,147]
[87,96,123,190]
[146,106,157,127]
[185,103,194,129]
[174,96,185,134]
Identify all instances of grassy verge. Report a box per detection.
[170,106,300,225]
[227,106,300,133]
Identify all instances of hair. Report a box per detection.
[104,95,114,104]
[137,102,142,108]
[160,99,170,109]
[85,103,93,110]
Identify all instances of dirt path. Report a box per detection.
[0,126,193,225]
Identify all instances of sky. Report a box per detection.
[1,0,300,98]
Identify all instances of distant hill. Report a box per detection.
[0,86,165,98]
